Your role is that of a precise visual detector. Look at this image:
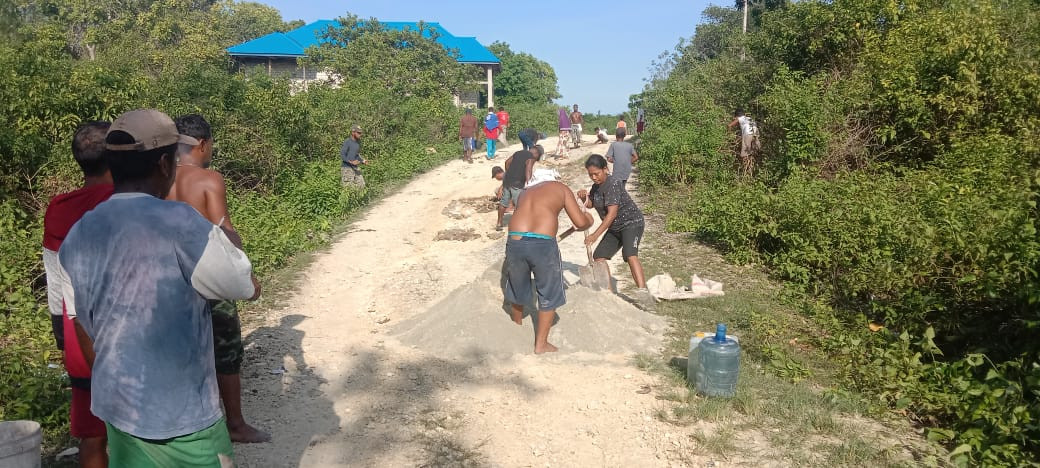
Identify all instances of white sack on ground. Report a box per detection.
[647,273,725,300]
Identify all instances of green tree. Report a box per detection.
[487,41,560,106]
[305,15,479,99]
[214,0,288,44]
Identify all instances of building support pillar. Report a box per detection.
[486,66,494,108]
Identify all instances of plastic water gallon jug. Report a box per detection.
[695,324,741,397]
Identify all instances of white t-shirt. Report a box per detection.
[737,116,754,136]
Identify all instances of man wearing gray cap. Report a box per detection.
[341,124,367,189]
[58,109,260,466]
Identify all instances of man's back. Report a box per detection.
[167,165,227,225]
[503,150,535,189]
[606,141,636,180]
[509,182,565,236]
[460,114,478,137]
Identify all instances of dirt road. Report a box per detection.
[234,137,695,467]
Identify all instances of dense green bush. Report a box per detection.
[496,102,558,142]
[0,201,68,439]
[639,0,1040,464]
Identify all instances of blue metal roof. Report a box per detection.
[228,20,500,64]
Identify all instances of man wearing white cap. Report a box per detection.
[58,109,260,466]
[502,169,593,354]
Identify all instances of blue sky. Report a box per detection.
[255,0,716,115]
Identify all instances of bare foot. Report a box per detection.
[534,342,558,354]
[228,422,271,443]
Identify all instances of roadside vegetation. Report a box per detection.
[634,1,1039,466]
[0,1,560,457]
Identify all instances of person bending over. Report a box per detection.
[577,154,653,306]
[504,175,593,353]
[496,145,544,230]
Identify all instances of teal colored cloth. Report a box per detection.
[508,231,553,240]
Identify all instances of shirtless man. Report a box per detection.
[504,176,593,354]
[570,104,584,147]
[167,114,270,443]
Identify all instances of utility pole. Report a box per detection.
[742,0,749,34]
[741,0,749,61]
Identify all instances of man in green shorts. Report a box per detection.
[503,173,593,354]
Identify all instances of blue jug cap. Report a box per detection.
[715,323,727,342]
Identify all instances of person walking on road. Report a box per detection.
[484,107,500,159]
[503,174,593,354]
[578,154,653,307]
[570,104,584,147]
[605,128,639,187]
[168,114,271,444]
[555,107,572,159]
[636,107,646,135]
[341,124,368,188]
[460,108,478,163]
[616,115,627,132]
[496,106,510,145]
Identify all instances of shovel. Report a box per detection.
[578,230,612,291]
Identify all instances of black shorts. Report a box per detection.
[593,222,644,260]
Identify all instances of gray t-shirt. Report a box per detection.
[59,193,256,439]
[589,176,644,230]
[340,138,361,167]
[605,141,636,181]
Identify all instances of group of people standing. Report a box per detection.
[458,106,513,163]
[44,109,268,467]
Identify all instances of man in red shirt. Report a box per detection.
[496,106,511,146]
[42,121,114,468]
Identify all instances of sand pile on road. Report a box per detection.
[392,263,667,359]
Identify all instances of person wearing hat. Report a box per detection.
[58,109,260,466]
[166,114,270,444]
[459,108,478,163]
[502,167,593,354]
[341,124,367,188]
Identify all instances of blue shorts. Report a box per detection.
[462,137,475,151]
[504,237,566,311]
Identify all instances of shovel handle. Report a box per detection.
[558,227,577,240]
[583,229,594,264]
